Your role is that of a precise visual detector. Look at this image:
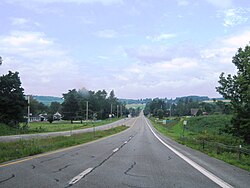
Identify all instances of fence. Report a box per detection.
[179,136,250,160]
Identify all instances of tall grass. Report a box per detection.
[150,115,250,172]
[0,125,128,164]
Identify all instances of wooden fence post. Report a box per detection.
[217,145,220,155]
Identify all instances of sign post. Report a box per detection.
[183,120,187,138]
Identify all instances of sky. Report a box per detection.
[0,0,250,99]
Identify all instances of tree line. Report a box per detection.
[0,44,249,143]
[0,70,129,126]
[144,44,250,144]
[143,97,232,119]
[61,88,128,122]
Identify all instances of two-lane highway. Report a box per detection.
[0,113,250,187]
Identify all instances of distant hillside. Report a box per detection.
[174,96,210,102]
[119,98,152,104]
[120,96,223,105]
[33,96,64,106]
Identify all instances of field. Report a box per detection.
[126,103,145,109]
[0,118,121,136]
[0,125,128,164]
[150,115,250,171]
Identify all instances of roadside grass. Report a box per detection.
[150,115,250,172]
[0,118,121,136]
[0,125,128,164]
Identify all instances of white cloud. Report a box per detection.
[221,8,250,27]
[79,16,95,25]
[5,0,123,5]
[147,33,176,42]
[97,55,110,60]
[201,30,250,63]
[177,0,189,6]
[222,30,250,47]
[118,30,250,98]
[205,0,233,9]
[0,30,82,96]
[95,29,118,38]
[11,18,29,25]
[1,31,53,47]
[10,17,41,29]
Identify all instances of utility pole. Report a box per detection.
[111,104,113,116]
[170,104,172,117]
[117,105,119,118]
[86,101,88,121]
[27,95,30,126]
[120,105,122,117]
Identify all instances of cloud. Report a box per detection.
[201,30,250,61]
[79,16,95,25]
[11,17,29,25]
[146,33,176,42]
[205,0,233,9]
[1,31,53,47]
[177,0,189,6]
[5,0,123,5]
[222,30,250,46]
[219,8,250,27]
[125,45,171,64]
[95,29,118,38]
[10,17,41,29]
[0,30,82,96]
[125,44,200,64]
[116,30,250,98]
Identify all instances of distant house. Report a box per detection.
[29,115,41,122]
[29,114,47,122]
[191,108,199,116]
[39,114,48,121]
[53,112,62,120]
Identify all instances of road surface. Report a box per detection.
[0,113,249,187]
[0,118,131,142]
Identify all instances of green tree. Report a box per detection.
[49,101,62,114]
[0,56,2,65]
[29,96,48,115]
[216,45,250,143]
[157,109,164,119]
[62,89,80,122]
[0,71,27,126]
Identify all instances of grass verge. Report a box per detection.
[0,125,128,164]
[150,117,250,172]
[0,118,122,136]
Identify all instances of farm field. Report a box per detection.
[126,103,145,109]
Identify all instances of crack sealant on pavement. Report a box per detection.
[66,134,135,187]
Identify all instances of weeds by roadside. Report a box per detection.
[0,125,128,164]
[150,116,250,172]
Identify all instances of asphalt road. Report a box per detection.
[0,113,250,188]
[0,118,131,142]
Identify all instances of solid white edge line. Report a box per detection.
[144,117,233,188]
[69,167,93,185]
